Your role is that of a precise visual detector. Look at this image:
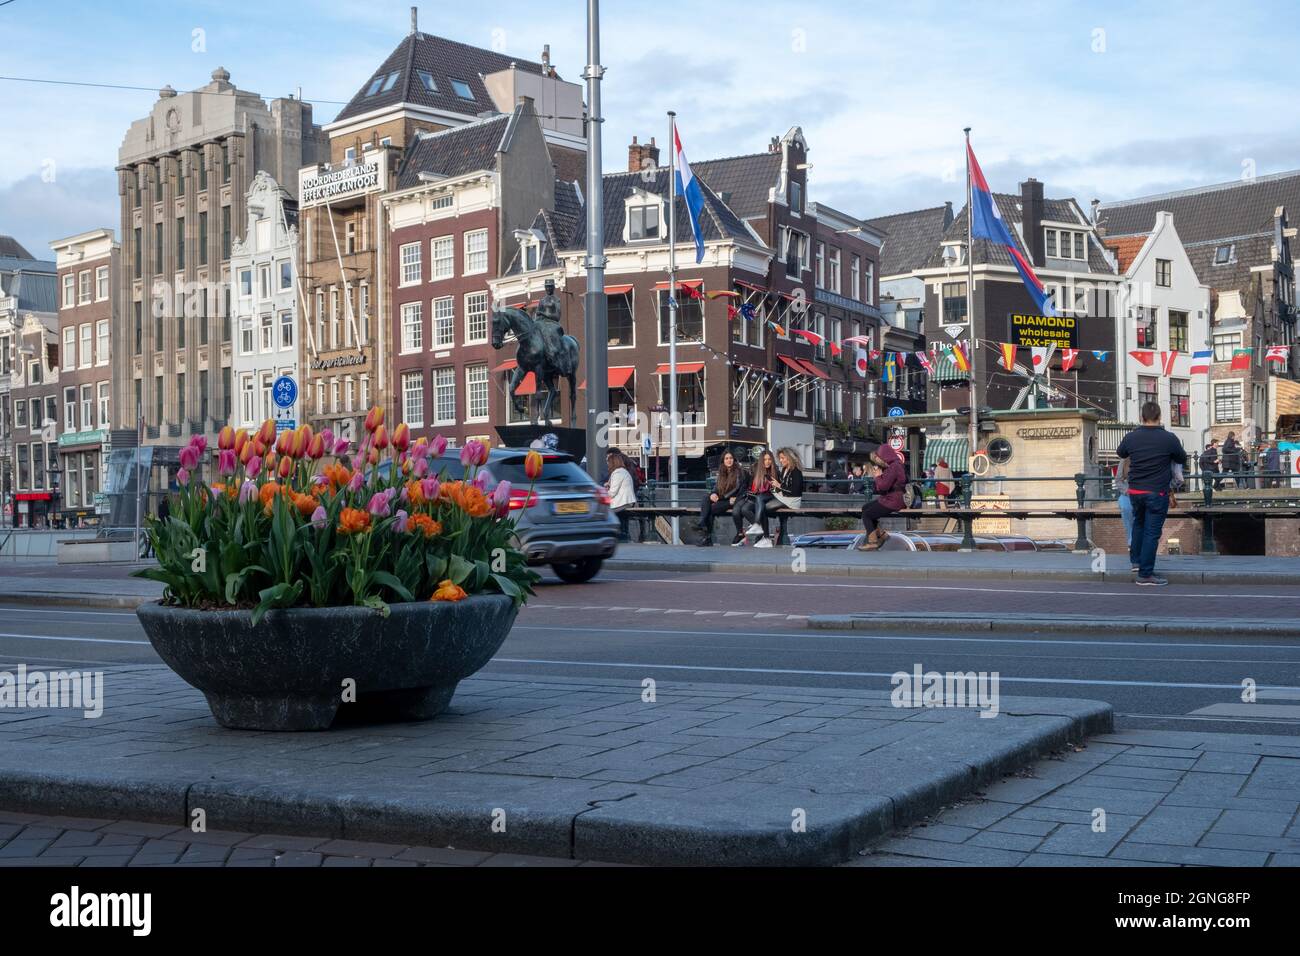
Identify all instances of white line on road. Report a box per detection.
[634,577,1300,601]
[0,633,150,646]
[489,657,1275,691]
[0,606,139,618]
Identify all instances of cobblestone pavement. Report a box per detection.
[0,810,609,867]
[850,729,1300,867]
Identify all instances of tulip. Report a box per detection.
[524,449,544,481]
[246,455,262,478]
[178,444,200,471]
[347,470,364,493]
[366,490,393,518]
[373,424,389,451]
[413,456,429,478]
[460,439,487,468]
[490,479,512,516]
[392,423,410,453]
[310,506,327,530]
[276,429,294,457]
[278,455,293,479]
[239,440,255,465]
[420,477,440,502]
[218,426,236,451]
[306,432,326,460]
[252,437,266,458]
[218,449,237,476]
[430,435,448,458]
[364,405,384,433]
[265,452,277,475]
[472,468,494,491]
[258,419,276,446]
[411,437,429,459]
[333,437,350,456]
[190,435,208,456]
[176,467,190,486]
[233,429,249,456]
[392,509,409,534]
[239,479,257,504]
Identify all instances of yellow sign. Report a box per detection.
[971,494,1012,534]
[1010,312,1078,349]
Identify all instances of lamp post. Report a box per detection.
[581,0,608,478]
[48,464,61,529]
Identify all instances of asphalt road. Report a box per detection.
[1,569,1297,736]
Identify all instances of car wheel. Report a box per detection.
[550,557,603,584]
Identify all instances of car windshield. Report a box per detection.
[490,455,594,485]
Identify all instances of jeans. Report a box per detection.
[861,500,896,534]
[1117,493,1134,548]
[1128,492,1169,578]
[698,495,733,533]
[733,494,784,538]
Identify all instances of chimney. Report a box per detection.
[541,44,552,76]
[627,135,660,173]
[1020,177,1045,267]
[769,136,781,153]
[410,6,418,35]
[517,94,535,116]
[1090,198,1101,225]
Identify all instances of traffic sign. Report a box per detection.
[889,436,905,451]
[642,434,652,454]
[272,375,298,409]
[887,406,904,417]
[274,419,296,434]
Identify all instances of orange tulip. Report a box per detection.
[408,513,442,539]
[233,428,249,456]
[306,432,326,460]
[367,446,380,466]
[293,492,316,517]
[373,424,389,450]
[337,507,371,534]
[431,579,467,602]
[258,419,276,446]
[218,425,236,451]
[364,405,384,433]
[276,429,294,457]
[391,422,410,453]
[524,449,544,481]
[239,440,255,465]
[278,454,294,479]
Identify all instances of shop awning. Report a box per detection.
[515,372,537,396]
[654,362,705,375]
[796,358,830,380]
[652,278,703,291]
[604,284,633,295]
[931,351,970,382]
[777,355,807,375]
[492,358,518,372]
[735,279,767,295]
[578,366,634,391]
[923,436,968,471]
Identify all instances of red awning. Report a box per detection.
[578,367,634,391]
[777,355,807,374]
[604,284,633,295]
[492,358,518,372]
[796,358,830,380]
[651,278,704,291]
[654,361,705,375]
[735,279,767,294]
[515,372,537,395]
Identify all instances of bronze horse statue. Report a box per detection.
[491,305,579,425]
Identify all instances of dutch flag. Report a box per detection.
[674,127,706,264]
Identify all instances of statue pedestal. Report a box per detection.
[495,425,587,461]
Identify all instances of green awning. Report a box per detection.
[930,351,970,382]
[923,436,968,471]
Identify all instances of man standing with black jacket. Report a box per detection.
[1116,402,1188,587]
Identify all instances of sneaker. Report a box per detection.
[1130,565,1140,572]
[697,538,713,547]
[1135,575,1168,587]
[746,523,764,536]
[754,537,773,548]
[731,535,746,547]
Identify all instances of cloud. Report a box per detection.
[0,168,120,258]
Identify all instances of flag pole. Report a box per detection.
[964,127,978,472]
[667,110,680,544]
[582,0,608,481]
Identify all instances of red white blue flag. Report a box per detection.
[673,126,706,264]
[968,142,1057,317]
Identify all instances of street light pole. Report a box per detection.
[582,0,608,479]
[964,127,978,469]
[667,110,680,545]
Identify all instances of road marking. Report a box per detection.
[1187,703,1300,719]
[0,606,139,618]
[0,633,150,646]
[634,577,1300,601]
[1119,712,1300,726]
[489,656,1273,691]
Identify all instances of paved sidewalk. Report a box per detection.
[0,667,1108,866]
[851,729,1300,867]
[0,810,606,867]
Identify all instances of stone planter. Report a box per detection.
[136,596,518,731]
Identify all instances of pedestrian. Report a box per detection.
[694,449,746,546]
[1116,401,1188,586]
[1115,460,1134,549]
[933,458,955,511]
[1222,431,1241,486]
[1201,439,1220,491]
[605,450,637,541]
[848,464,864,496]
[732,448,780,546]
[1264,440,1282,489]
[857,443,906,550]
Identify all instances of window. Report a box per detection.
[659,290,703,343]
[279,311,294,349]
[1170,379,1191,428]
[466,364,488,421]
[813,312,827,361]
[464,230,488,275]
[64,387,77,432]
[95,265,109,301]
[62,274,75,307]
[239,269,252,298]
[1047,229,1085,260]
[240,316,254,354]
[258,265,271,300]
[629,205,660,240]
[942,282,967,325]
[1155,259,1171,287]
[221,142,231,184]
[789,180,804,213]
[78,270,92,305]
[79,323,92,368]
[851,256,861,301]
[431,236,454,279]
[330,289,340,348]
[78,384,91,432]
[240,374,255,426]
[433,296,455,346]
[96,319,109,365]
[1074,233,1085,260]
[402,372,424,427]
[260,313,274,352]
[176,218,185,270]
[433,366,456,424]
[32,442,44,490]
[659,369,705,418]
[133,228,142,279]
[199,212,208,266]
[416,70,438,93]
[1213,382,1243,423]
[344,220,356,256]
[221,206,231,259]
[199,156,207,192]
[608,291,634,347]
[1214,244,1234,265]
[465,292,488,344]
[360,374,370,410]
[864,259,874,305]
[400,302,423,353]
[98,382,110,429]
[828,248,841,294]
[400,242,422,285]
[359,283,370,343]
[449,78,474,100]
[154,222,163,275]
[29,361,41,386]
[314,291,325,347]
[344,376,354,413]
[16,444,29,489]
[199,369,209,425]
[134,301,143,354]
[154,374,163,425]
[1136,307,1158,349]
[1213,332,1241,363]
[1168,310,1188,353]
[815,242,825,288]
[62,328,75,370]
[782,228,807,278]
[279,260,292,291]
[1138,375,1158,411]
[1045,229,1057,257]
[14,397,27,428]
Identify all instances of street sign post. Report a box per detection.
[887,406,904,417]
[272,376,298,409]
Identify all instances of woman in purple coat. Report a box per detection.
[858,444,906,551]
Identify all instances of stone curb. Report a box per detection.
[0,693,1112,867]
[0,590,151,610]
[808,613,1300,636]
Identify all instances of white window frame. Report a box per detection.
[63,386,77,432]
[433,366,456,425]
[96,319,109,366]
[62,327,76,371]
[465,363,488,422]
[1212,378,1244,425]
[259,313,274,353]
[78,270,92,305]
[464,291,489,345]
[62,273,75,308]
[431,236,454,281]
[402,371,425,428]
[279,310,294,350]
[97,381,110,428]
[400,301,423,354]
[828,247,840,294]
[432,296,455,347]
[79,323,92,368]
[463,229,488,276]
[400,242,422,286]
[95,265,109,301]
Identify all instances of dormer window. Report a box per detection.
[449,78,474,100]
[525,243,540,271]
[1214,244,1234,265]
[629,205,660,240]
[1046,228,1086,260]
[789,180,804,213]
[365,71,399,96]
[416,71,438,93]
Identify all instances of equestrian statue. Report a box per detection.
[491,278,580,425]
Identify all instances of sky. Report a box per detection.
[2,0,1299,258]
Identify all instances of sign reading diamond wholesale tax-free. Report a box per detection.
[299,154,382,207]
[1008,312,1078,349]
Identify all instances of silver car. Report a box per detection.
[428,448,619,583]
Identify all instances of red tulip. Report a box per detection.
[218,425,236,451]
[364,405,384,433]
[278,454,293,479]
[258,419,276,446]
[392,422,410,453]
[373,424,389,450]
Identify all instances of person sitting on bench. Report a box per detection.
[694,448,746,546]
[858,444,906,551]
[732,449,780,547]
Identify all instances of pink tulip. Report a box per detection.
[472,468,494,491]
[366,490,393,518]
[218,449,237,476]
[333,438,351,456]
[490,479,512,516]
[420,477,440,502]
[430,435,448,458]
[347,470,364,493]
[179,444,200,471]
[413,456,429,478]
[460,439,487,469]
[190,435,207,456]
[176,467,190,486]
[310,506,327,530]
[239,480,257,504]
[245,455,262,478]
[392,509,409,533]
